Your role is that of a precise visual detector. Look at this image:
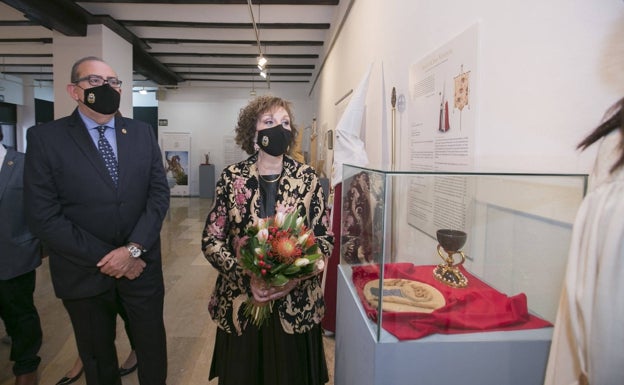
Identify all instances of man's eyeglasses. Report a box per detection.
[73,75,122,88]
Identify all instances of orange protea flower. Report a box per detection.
[270,234,302,264]
[304,232,316,249]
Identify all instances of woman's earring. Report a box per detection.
[254,143,260,152]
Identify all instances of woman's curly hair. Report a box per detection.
[235,95,298,155]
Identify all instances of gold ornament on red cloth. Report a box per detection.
[363,278,445,313]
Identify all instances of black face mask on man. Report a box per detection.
[81,84,120,115]
[257,124,292,156]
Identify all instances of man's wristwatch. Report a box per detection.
[127,244,143,258]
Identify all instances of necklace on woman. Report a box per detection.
[259,173,280,183]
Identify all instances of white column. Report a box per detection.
[15,75,35,151]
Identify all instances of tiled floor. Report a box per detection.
[0,197,335,385]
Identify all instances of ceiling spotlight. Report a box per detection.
[248,0,269,86]
[139,87,148,95]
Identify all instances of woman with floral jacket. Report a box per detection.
[202,95,333,385]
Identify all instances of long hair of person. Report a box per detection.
[577,96,624,173]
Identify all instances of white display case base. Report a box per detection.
[334,266,552,385]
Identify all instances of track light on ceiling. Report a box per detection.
[248,0,269,86]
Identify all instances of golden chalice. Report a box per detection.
[433,229,468,288]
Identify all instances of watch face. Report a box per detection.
[128,246,141,258]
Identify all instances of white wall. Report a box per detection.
[34,86,54,102]
[156,84,316,196]
[132,90,157,107]
[312,0,624,175]
[310,0,624,318]
[5,0,623,188]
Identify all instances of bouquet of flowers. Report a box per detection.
[239,210,324,327]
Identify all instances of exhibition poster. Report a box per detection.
[161,132,190,196]
[405,23,480,238]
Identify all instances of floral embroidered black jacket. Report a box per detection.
[202,154,333,335]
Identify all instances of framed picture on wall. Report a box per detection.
[161,132,191,196]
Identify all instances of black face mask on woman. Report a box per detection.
[257,124,292,156]
[81,84,120,115]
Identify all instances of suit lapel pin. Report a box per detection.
[122,128,127,134]
[7,161,14,166]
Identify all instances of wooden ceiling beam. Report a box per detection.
[2,0,182,85]
[144,38,323,46]
[2,0,88,36]
[120,20,330,30]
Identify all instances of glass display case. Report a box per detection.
[334,164,587,385]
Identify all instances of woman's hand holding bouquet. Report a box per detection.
[238,210,325,327]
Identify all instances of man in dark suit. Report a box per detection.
[24,57,170,385]
[0,131,42,385]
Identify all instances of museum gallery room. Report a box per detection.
[1,1,623,385]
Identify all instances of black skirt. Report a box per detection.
[209,309,329,385]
